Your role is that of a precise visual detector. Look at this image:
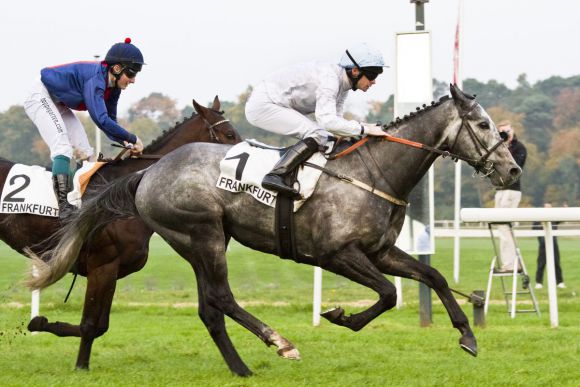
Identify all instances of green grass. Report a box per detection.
[1,236,579,386]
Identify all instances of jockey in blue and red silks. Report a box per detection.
[24,37,145,219]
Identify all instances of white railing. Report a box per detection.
[460,207,580,328]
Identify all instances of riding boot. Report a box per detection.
[262,137,319,198]
[52,174,75,220]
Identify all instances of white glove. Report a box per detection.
[362,123,387,137]
[124,136,144,155]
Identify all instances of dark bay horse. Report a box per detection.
[30,85,521,376]
[1,96,241,369]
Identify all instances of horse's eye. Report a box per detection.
[478,122,490,130]
[226,132,235,139]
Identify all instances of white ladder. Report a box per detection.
[484,222,540,318]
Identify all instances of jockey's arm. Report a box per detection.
[83,77,137,145]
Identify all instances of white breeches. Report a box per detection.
[24,81,94,161]
[494,189,522,268]
[245,85,332,146]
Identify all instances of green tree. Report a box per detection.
[222,86,292,146]
[516,93,554,152]
[365,95,394,125]
[128,92,179,130]
[0,105,48,165]
[462,78,512,108]
[553,87,580,129]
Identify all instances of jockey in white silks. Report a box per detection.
[245,42,389,198]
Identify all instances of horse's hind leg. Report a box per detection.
[196,281,253,377]
[374,245,477,357]
[317,243,398,331]
[28,315,81,336]
[166,224,299,375]
[75,258,120,369]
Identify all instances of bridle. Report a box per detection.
[205,109,230,143]
[446,102,507,176]
[333,101,506,178]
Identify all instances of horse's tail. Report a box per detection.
[26,171,145,290]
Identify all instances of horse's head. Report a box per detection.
[448,84,521,188]
[142,96,241,156]
[192,96,243,145]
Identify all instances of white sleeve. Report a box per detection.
[314,69,361,137]
[336,91,347,116]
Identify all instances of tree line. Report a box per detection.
[0,74,577,218]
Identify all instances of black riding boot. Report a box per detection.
[262,138,319,198]
[52,174,75,220]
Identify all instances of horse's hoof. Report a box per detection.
[75,364,89,371]
[27,316,48,332]
[277,346,301,360]
[321,307,344,323]
[459,335,478,357]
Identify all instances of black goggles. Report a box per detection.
[361,67,383,81]
[122,63,142,79]
[124,67,139,78]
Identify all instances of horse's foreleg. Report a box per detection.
[374,245,477,357]
[75,258,120,370]
[318,243,397,331]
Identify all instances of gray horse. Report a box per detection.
[29,85,520,376]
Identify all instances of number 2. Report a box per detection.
[3,174,31,202]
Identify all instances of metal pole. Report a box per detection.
[411,0,432,327]
[453,0,464,284]
[411,0,427,31]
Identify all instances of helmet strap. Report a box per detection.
[346,69,362,91]
[110,64,125,88]
[345,50,362,91]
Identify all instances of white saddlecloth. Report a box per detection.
[0,164,58,217]
[216,140,327,211]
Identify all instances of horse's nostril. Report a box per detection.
[509,167,520,177]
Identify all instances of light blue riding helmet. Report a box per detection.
[339,42,388,69]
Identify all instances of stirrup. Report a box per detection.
[262,174,301,198]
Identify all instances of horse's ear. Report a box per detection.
[450,83,461,100]
[450,83,474,111]
[192,99,207,118]
[211,96,221,111]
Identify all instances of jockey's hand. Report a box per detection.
[124,137,144,155]
[362,123,388,137]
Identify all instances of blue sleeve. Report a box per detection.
[83,77,137,144]
[105,88,120,122]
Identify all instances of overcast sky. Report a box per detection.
[1,0,578,116]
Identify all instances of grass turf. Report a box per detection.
[0,236,578,386]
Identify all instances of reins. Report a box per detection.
[108,116,232,160]
[315,100,508,205]
[330,103,506,176]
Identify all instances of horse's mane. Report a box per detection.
[142,112,199,153]
[383,95,452,131]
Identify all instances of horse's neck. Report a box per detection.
[143,117,203,156]
[369,101,459,198]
